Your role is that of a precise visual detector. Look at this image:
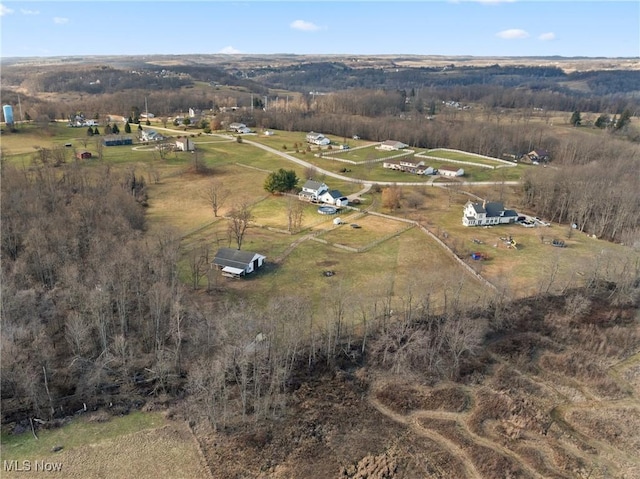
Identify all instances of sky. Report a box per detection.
[1,1,638,58]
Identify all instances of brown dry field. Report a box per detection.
[1,421,210,479]
[192,344,640,478]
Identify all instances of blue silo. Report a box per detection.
[3,105,14,125]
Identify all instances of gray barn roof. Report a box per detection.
[212,248,263,269]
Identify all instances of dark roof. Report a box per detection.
[502,209,519,217]
[326,189,344,199]
[484,202,506,217]
[212,248,263,269]
[469,202,486,214]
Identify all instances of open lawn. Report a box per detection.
[406,184,638,297]
[425,148,513,167]
[319,212,412,250]
[0,412,209,479]
[325,145,414,162]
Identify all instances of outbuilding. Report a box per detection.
[76,150,92,160]
[438,166,465,177]
[212,248,266,278]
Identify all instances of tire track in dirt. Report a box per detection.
[409,410,549,479]
[488,350,640,475]
[368,393,482,479]
[369,384,561,479]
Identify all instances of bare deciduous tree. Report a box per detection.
[286,195,304,233]
[201,181,229,218]
[227,202,253,250]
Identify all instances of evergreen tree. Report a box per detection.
[112,123,120,135]
[93,127,100,135]
[594,114,609,129]
[264,168,299,194]
[569,111,582,127]
[87,126,95,136]
[104,124,112,135]
[124,122,132,134]
[615,109,632,131]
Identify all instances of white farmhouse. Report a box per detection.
[462,200,519,227]
[306,131,331,146]
[299,179,329,202]
[140,129,164,142]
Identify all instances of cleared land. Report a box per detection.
[0,412,210,479]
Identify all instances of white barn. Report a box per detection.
[377,140,408,151]
[175,136,195,151]
[212,248,266,277]
[438,166,465,177]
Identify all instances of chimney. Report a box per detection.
[482,199,486,209]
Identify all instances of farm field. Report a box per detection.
[0,412,209,479]
[2,122,637,312]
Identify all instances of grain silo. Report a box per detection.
[2,105,14,125]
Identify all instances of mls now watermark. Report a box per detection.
[4,460,63,473]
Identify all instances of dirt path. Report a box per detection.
[368,393,483,479]
[368,381,565,479]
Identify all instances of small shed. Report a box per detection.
[175,136,195,151]
[212,248,266,277]
[76,150,92,160]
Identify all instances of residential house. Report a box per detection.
[319,189,349,207]
[462,200,519,227]
[306,132,331,146]
[212,248,266,278]
[299,179,329,202]
[377,140,408,151]
[228,122,247,132]
[382,159,434,175]
[524,149,551,164]
[438,166,465,177]
[140,129,164,142]
[175,136,195,151]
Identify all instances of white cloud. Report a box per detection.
[539,32,556,41]
[219,46,241,54]
[496,29,529,40]
[21,9,40,15]
[53,17,69,24]
[0,4,15,16]
[290,20,320,32]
